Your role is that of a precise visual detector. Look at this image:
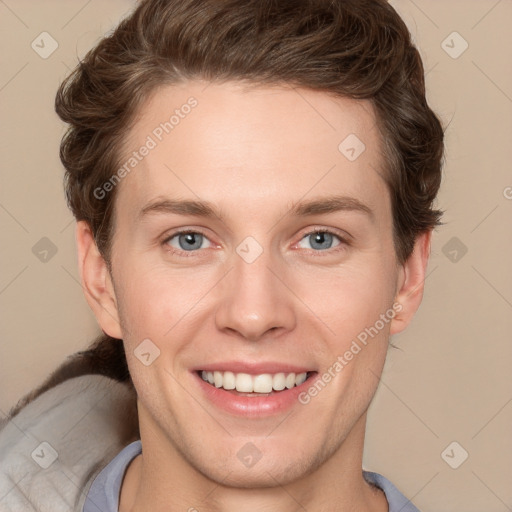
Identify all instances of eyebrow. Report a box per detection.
[290,195,373,219]
[137,195,374,222]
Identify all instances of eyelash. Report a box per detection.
[161,228,350,257]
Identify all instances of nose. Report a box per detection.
[214,244,297,342]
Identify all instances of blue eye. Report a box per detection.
[297,231,342,251]
[165,231,212,251]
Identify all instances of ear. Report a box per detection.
[390,230,432,335]
[75,220,123,339]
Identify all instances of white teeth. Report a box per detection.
[223,371,236,390]
[200,370,309,392]
[285,373,296,389]
[295,373,307,386]
[272,373,286,391]
[213,371,223,388]
[253,374,273,393]
[235,373,253,392]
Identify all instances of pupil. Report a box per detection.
[311,232,332,250]
[179,233,202,250]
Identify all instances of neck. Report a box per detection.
[120,411,388,512]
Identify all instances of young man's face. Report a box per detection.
[79,80,429,489]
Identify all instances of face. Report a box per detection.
[81,80,425,488]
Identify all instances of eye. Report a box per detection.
[296,230,343,251]
[162,228,347,256]
[164,230,212,252]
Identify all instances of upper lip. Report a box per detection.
[193,361,315,375]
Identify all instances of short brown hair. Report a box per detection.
[55,0,444,268]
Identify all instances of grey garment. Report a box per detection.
[364,471,421,512]
[83,441,142,512]
[84,440,420,512]
[0,375,138,512]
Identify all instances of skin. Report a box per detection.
[76,80,431,512]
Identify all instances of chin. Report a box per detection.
[187,437,326,489]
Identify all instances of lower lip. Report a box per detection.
[193,372,317,417]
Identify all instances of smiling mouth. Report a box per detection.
[198,370,316,395]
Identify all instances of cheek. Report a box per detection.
[113,259,213,340]
[301,269,393,427]
[295,261,397,415]
[293,259,398,341]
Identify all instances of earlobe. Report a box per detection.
[75,220,123,339]
[390,231,432,336]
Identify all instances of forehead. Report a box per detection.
[114,80,387,223]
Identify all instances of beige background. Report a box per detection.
[1,0,511,510]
